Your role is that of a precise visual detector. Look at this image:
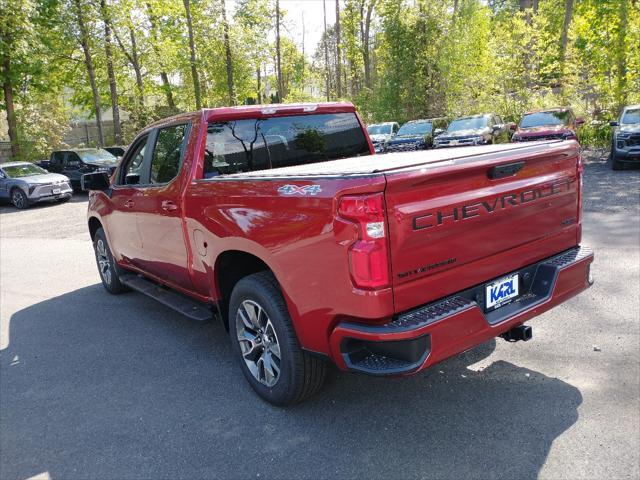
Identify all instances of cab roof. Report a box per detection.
[146,102,357,129]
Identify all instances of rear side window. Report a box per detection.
[150,124,188,184]
[203,113,370,178]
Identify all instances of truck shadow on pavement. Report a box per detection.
[1,285,582,480]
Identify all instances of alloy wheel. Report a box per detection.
[96,239,112,285]
[235,299,282,387]
[12,190,25,209]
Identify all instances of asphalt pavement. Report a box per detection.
[1,150,638,480]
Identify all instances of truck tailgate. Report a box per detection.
[384,141,582,313]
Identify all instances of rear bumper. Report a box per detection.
[329,245,594,375]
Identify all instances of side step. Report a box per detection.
[119,273,213,323]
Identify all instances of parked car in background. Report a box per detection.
[434,114,511,148]
[511,108,584,143]
[385,119,434,152]
[104,146,127,157]
[37,148,119,191]
[0,162,72,209]
[609,104,640,170]
[366,122,399,153]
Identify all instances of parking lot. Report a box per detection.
[0,150,638,480]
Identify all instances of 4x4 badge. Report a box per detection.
[277,184,322,196]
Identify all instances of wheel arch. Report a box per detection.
[213,249,277,329]
[88,216,103,240]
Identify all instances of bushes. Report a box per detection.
[579,121,613,148]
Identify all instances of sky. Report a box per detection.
[279,0,339,58]
[227,0,340,59]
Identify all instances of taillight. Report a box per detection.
[338,193,390,290]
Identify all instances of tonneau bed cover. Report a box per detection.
[218,140,571,178]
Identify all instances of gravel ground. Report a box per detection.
[1,151,639,480]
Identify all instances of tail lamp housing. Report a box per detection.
[338,193,391,290]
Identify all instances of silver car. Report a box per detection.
[0,162,73,209]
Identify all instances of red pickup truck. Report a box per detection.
[84,102,594,406]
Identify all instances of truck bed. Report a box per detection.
[215,140,571,178]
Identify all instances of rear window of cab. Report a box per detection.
[203,113,370,178]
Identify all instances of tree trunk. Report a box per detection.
[615,0,629,109]
[323,0,330,101]
[183,0,201,109]
[558,0,574,87]
[101,0,122,145]
[361,0,375,90]
[335,0,342,98]
[146,3,176,109]
[301,12,305,83]
[75,0,104,147]
[275,0,284,101]
[129,27,145,108]
[2,59,19,160]
[256,66,262,104]
[221,0,236,105]
[560,0,573,61]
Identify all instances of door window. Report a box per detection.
[64,153,81,169]
[52,152,64,165]
[119,135,148,186]
[150,124,188,184]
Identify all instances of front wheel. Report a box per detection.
[229,272,326,406]
[11,188,29,209]
[611,154,625,171]
[93,227,129,294]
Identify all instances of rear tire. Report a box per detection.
[11,188,29,209]
[93,227,129,294]
[229,271,326,406]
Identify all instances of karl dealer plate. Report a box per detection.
[485,273,519,310]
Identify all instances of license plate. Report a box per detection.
[52,188,61,194]
[486,274,519,310]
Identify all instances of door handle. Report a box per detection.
[124,199,135,208]
[161,200,178,211]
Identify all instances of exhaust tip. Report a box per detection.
[501,325,532,342]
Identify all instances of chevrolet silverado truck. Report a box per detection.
[83,102,594,406]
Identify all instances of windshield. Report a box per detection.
[77,149,117,163]
[520,111,570,128]
[367,124,393,135]
[397,122,432,136]
[203,112,370,178]
[1,163,48,178]
[621,108,640,125]
[447,117,488,132]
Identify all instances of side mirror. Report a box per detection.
[125,173,140,185]
[609,121,619,127]
[509,122,517,131]
[81,171,110,191]
[575,117,585,126]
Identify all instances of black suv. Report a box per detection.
[38,149,119,191]
[434,114,511,148]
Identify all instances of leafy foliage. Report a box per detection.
[1,0,638,159]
